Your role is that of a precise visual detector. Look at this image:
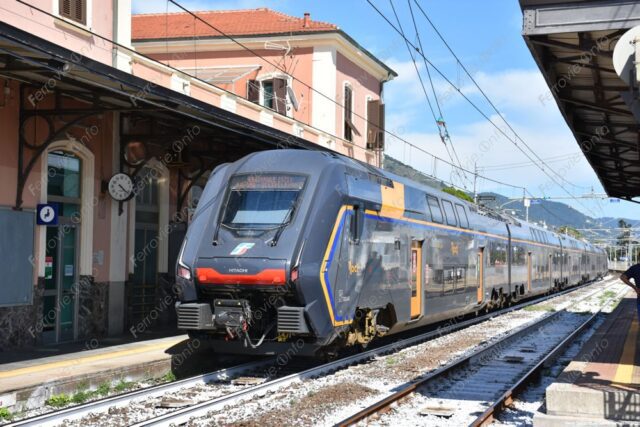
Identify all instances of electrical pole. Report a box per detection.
[473,162,478,205]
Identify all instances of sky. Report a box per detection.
[132,0,640,222]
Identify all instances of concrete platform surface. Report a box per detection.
[0,334,189,411]
[535,292,640,426]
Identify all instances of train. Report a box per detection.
[174,149,608,356]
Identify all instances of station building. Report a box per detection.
[0,0,396,349]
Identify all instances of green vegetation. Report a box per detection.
[442,186,474,203]
[46,394,72,408]
[385,355,399,366]
[0,407,12,420]
[114,379,135,393]
[46,382,117,408]
[161,371,176,383]
[96,382,111,396]
[558,225,582,238]
[524,304,555,312]
[71,390,91,404]
[599,290,617,306]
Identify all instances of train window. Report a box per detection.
[489,242,507,266]
[441,200,457,226]
[405,186,426,219]
[368,173,393,188]
[426,195,443,223]
[221,174,306,230]
[455,204,469,228]
[349,205,364,244]
[512,246,526,265]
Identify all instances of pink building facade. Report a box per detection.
[0,1,395,349]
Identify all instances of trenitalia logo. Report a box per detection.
[230,242,255,255]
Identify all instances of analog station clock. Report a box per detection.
[108,173,134,201]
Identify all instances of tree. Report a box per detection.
[442,186,474,203]
[558,225,582,239]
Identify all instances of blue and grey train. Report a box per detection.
[175,150,608,356]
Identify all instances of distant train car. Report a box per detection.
[175,150,608,356]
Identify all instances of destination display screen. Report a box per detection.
[230,174,306,191]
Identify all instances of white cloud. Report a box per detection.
[383,67,608,213]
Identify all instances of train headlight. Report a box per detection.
[290,266,299,283]
[177,263,191,280]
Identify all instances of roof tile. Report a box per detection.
[132,8,338,40]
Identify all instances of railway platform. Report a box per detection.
[0,332,198,412]
[535,291,640,426]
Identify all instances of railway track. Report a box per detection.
[4,358,278,427]
[335,280,625,426]
[5,276,616,427]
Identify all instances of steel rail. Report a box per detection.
[134,277,617,427]
[469,286,625,426]
[6,358,276,427]
[335,278,621,426]
[6,276,614,427]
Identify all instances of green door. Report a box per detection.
[132,167,160,324]
[43,151,81,344]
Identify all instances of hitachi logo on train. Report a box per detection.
[228,268,249,273]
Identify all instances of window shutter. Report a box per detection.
[273,78,287,114]
[345,116,361,137]
[247,80,259,103]
[59,0,86,25]
[59,0,72,20]
[377,102,385,150]
[367,99,380,149]
[74,0,86,25]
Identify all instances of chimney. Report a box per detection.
[303,12,310,28]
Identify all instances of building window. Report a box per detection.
[247,78,288,115]
[262,80,274,109]
[59,0,87,25]
[366,99,385,150]
[343,84,360,142]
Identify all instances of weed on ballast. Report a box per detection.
[46,394,71,408]
[0,407,12,420]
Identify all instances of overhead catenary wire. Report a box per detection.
[386,0,469,189]
[166,0,527,196]
[479,152,582,171]
[366,0,600,218]
[410,0,597,199]
[405,0,469,187]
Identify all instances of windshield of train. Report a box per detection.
[221,174,306,229]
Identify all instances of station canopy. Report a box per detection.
[520,0,640,202]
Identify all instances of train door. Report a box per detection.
[410,240,423,318]
[527,251,532,292]
[477,247,484,304]
[548,253,553,288]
